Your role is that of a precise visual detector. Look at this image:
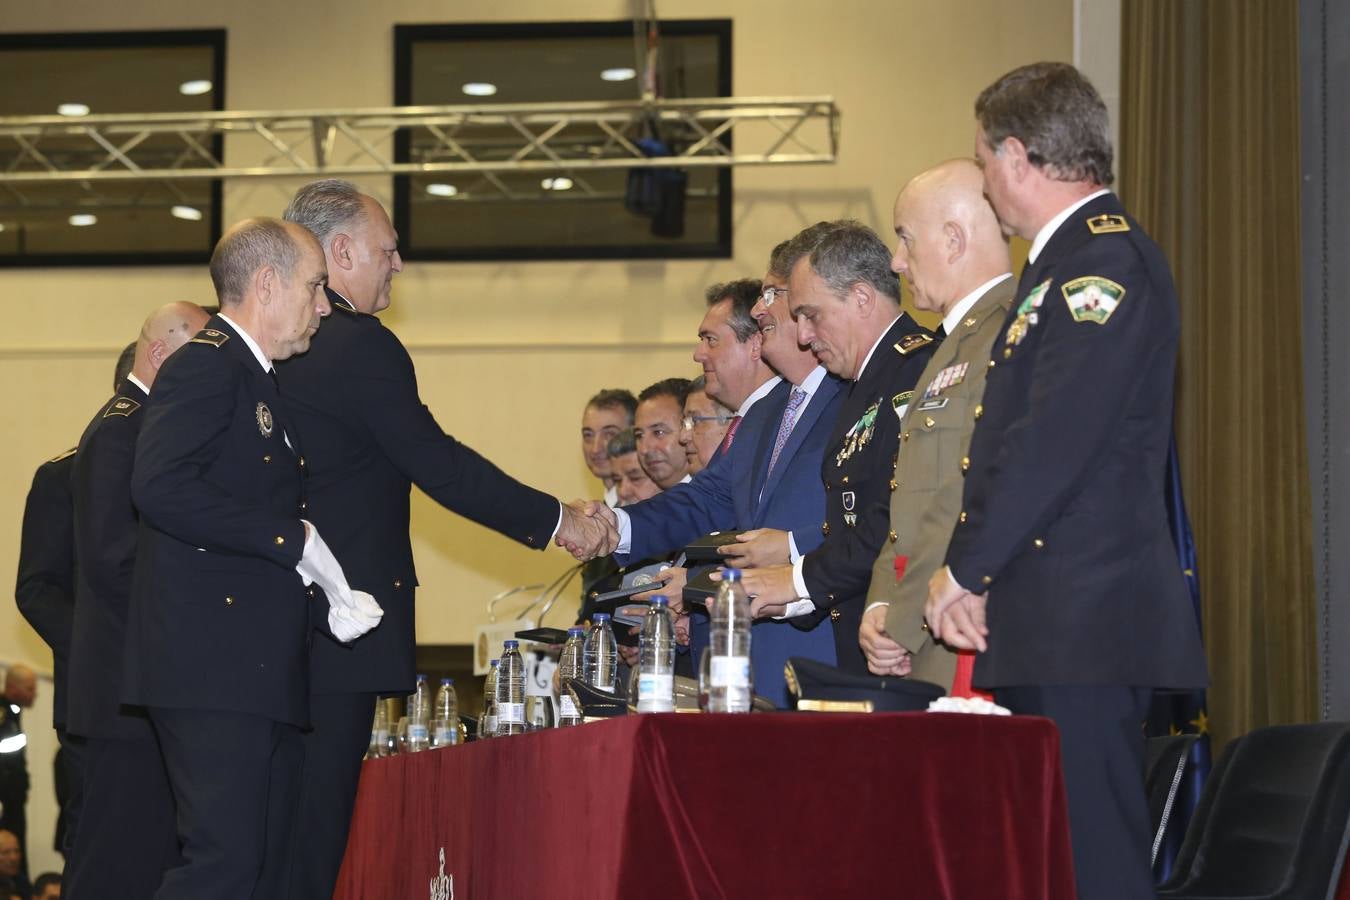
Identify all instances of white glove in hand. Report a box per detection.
[295,522,384,643]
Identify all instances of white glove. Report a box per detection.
[296,522,384,643]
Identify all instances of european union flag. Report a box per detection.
[1145,432,1212,882]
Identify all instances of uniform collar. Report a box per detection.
[855,315,903,382]
[125,373,150,396]
[217,313,273,374]
[941,273,1013,335]
[1028,189,1111,264]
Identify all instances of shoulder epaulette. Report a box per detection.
[47,447,77,464]
[103,396,142,418]
[1086,213,1130,235]
[189,328,230,348]
[893,332,935,356]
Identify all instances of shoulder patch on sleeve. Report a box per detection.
[1086,213,1130,235]
[1062,276,1126,324]
[103,396,142,418]
[47,447,77,464]
[189,328,230,348]
[893,332,935,356]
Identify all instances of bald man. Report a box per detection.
[66,301,209,899]
[856,160,1014,692]
[0,667,33,890]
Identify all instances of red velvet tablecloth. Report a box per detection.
[334,712,1074,900]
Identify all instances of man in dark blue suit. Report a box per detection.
[604,248,843,707]
[925,63,1207,900]
[124,218,378,900]
[276,180,614,899]
[65,302,209,900]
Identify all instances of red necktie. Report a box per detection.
[718,415,743,454]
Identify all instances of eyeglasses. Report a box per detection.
[760,287,788,307]
[681,414,734,431]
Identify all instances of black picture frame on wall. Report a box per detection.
[392,19,733,262]
[0,28,226,268]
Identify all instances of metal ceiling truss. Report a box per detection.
[0,97,839,198]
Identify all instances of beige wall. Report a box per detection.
[1,0,1072,664]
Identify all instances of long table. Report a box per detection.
[334,712,1075,899]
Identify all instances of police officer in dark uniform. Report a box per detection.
[926,63,1207,900]
[15,343,135,862]
[122,218,374,900]
[277,180,614,900]
[65,302,208,900]
[739,220,936,674]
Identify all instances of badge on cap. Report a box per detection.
[256,402,274,438]
[1062,275,1125,324]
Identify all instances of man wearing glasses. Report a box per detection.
[678,375,734,475]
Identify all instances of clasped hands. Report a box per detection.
[923,566,988,652]
[554,500,620,560]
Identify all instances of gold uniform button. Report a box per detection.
[988,359,996,369]
[1003,348,1012,359]
[829,608,841,622]
[888,529,898,543]
[901,431,910,443]
[1034,538,1045,549]
[841,475,850,485]
[393,579,403,589]
[299,456,307,468]
[924,416,936,429]
[822,522,830,536]
[959,511,968,523]
[263,454,272,464]
[306,587,316,599]
[825,480,832,491]
[961,456,970,473]
[974,404,984,420]
[225,596,234,607]
[274,536,285,546]
[921,620,929,632]
[299,501,307,511]
[981,575,993,586]
[889,478,897,491]
[826,593,836,604]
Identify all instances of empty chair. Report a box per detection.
[1158,722,1350,899]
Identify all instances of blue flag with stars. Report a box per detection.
[1145,431,1212,882]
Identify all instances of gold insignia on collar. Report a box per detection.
[332,296,358,314]
[103,397,141,418]
[893,332,935,355]
[190,328,230,348]
[47,447,77,464]
[963,317,977,328]
[1086,214,1130,235]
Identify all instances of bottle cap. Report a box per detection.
[503,639,518,650]
[489,659,499,666]
[593,612,611,622]
[567,626,585,636]
[723,567,742,580]
[416,673,428,681]
[440,677,454,685]
[650,595,669,607]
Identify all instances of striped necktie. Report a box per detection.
[718,414,743,454]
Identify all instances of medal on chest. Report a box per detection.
[842,490,857,527]
[256,402,274,438]
[835,400,880,467]
[1005,278,1052,357]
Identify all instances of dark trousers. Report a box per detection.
[65,734,179,900]
[285,692,377,900]
[996,685,1155,900]
[150,707,302,900]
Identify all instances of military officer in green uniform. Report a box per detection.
[857,159,1015,691]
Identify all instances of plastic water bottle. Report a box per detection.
[637,596,676,713]
[705,569,753,713]
[557,626,585,726]
[406,674,431,752]
[583,612,618,693]
[368,700,389,759]
[479,660,499,739]
[432,678,459,747]
[495,640,527,736]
